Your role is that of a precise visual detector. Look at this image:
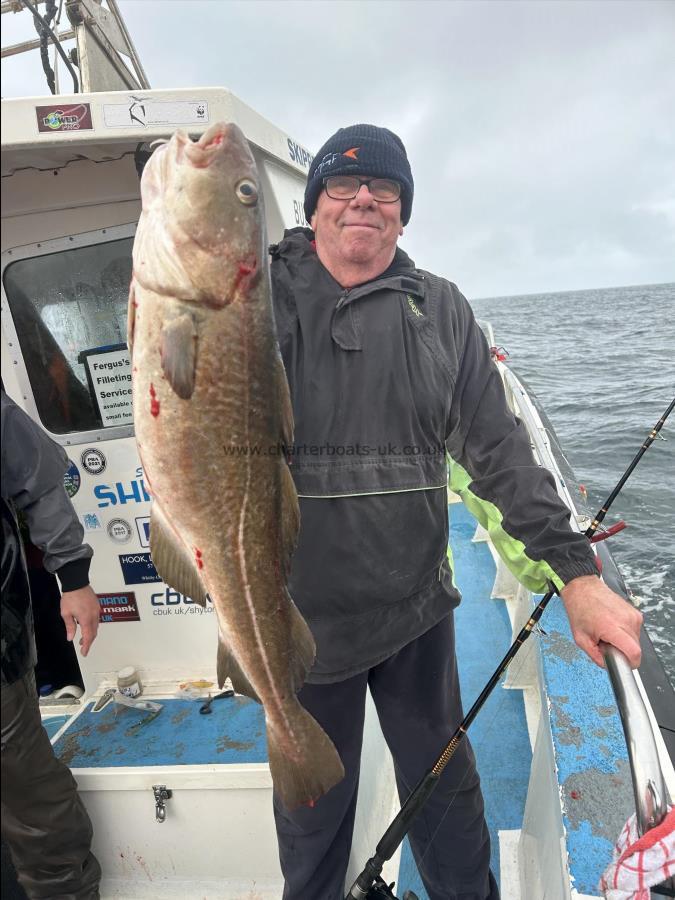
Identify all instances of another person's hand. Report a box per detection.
[560,575,643,668]
[60,585,100,657]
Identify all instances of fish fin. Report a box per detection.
[160,313,198,399]
[217,635,260,702]
[275,353,294,449]
[287,596,315,693]
[127,278,137,352]
[150,503,208,607]
[280,463,300,577]
[267,703,345,810]
[276,354,298,573]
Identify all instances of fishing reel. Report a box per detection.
[359,876,418,900]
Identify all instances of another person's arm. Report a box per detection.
[1,392,99,656]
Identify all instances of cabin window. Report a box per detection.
[3,236,133,434]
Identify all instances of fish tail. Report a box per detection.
[267,703,345,811]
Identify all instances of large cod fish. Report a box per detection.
[128,122,344,809]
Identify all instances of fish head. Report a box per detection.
[136,122,265,305]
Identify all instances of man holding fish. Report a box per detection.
[129,122,642,900]
[268,125,643,900]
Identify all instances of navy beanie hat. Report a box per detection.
[304,124,414,226]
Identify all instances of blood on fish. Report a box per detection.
[234,258,257,294]
[149,383,160,418]
[195,548,204,570]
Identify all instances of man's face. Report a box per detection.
[310,180,404,270]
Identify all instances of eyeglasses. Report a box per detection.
[323,175,401,203]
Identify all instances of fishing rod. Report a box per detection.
[346,397,675,900]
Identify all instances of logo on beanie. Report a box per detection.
[315,147,362,175]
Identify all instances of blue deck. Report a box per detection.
[396,502,532,898]
[52,695,267,767]
[539,598,634,894]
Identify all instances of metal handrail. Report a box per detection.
[498,362,672,836]
[603,645,670,834]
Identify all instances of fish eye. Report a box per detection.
[235,178,258,206]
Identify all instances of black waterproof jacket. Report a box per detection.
[270,229,598,682]
[1,391,92,685]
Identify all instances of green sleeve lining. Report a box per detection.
[448,457,563,593]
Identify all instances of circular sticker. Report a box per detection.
[63,461,81,498]
[81,447,107,475]
[107,518,133,544]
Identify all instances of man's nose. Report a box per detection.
[351,183,376,205]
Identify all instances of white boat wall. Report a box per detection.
[1,5,673,899]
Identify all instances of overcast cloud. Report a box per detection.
[2,0,674,298]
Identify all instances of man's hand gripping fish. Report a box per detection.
[128,122,344,809]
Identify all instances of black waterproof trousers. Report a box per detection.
[1,671,101,899]
[274,616,500,900]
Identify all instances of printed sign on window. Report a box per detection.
[80,344,133,427]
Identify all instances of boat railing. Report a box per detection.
[498,362,672,837]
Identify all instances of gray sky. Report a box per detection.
[2,0,674,298]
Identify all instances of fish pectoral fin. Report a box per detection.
[217,636,260,702]
[127,278,137,352]
[267,704,345,811]
[150,504,208,607]
[160,313,198,399]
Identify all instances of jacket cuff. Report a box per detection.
[55,558,91,593]
[557,557,601,587]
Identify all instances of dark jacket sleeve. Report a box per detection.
[431,277,598,592]
[1,392,92,592]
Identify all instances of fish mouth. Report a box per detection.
[182,123,235,168]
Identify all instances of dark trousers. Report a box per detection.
[1,671,101,900]
[274,616,500,900]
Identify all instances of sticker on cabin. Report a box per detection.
[102,98,209,129]
[64,461,81,498]
[107,518,133,544]
[81,447,107,475]
[97,592,140,623]
[82,512,102,531]
[150,587,215,615]
[118,552,161,585]
[80,345,133,427]
[135,516,151,548]
[36,103,93,133]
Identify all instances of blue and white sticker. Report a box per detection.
[118,552,161,585]
[82,512,102,531]
[135,516,151,548]
[81,447,107,475]
[107,518,133,544]
[64,461,81,498]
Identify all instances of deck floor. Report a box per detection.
[396,503,532,898]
